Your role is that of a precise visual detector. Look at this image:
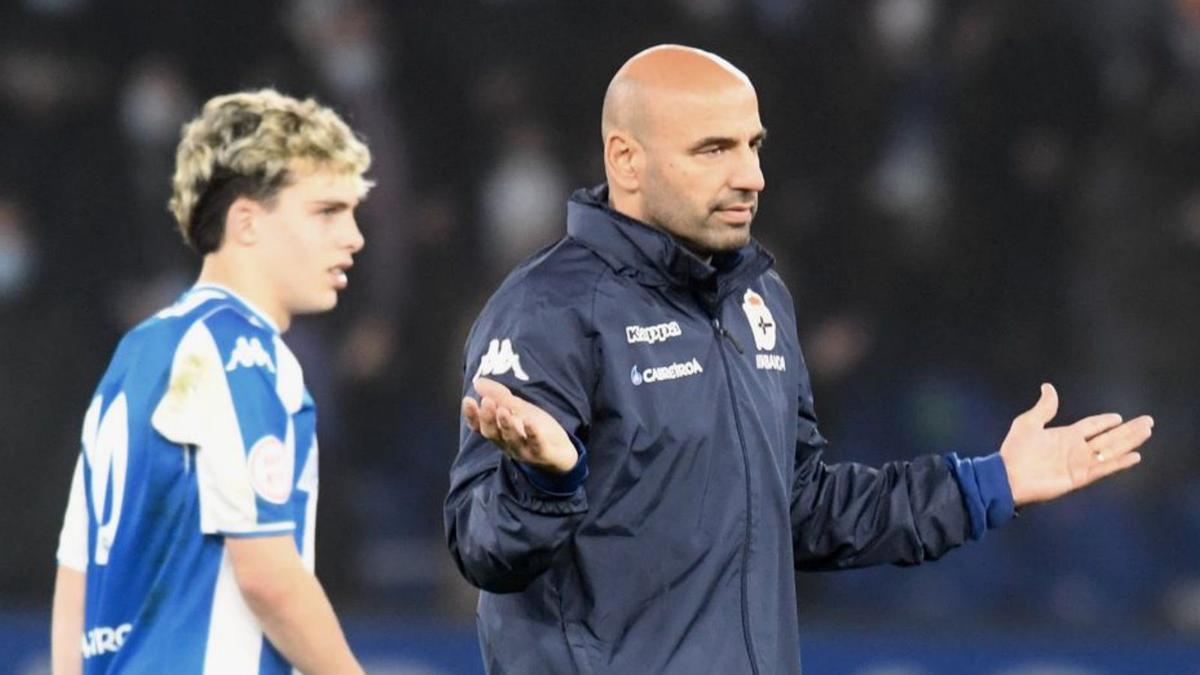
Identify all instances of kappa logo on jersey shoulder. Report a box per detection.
[224,336,276,373]
[474,338,530,381]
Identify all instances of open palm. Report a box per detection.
[999,384,1153,506]
[462,377,578,474]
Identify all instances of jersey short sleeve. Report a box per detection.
[151,309,296,537]
[55,454,89,571]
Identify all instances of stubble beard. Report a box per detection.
[644,194,746,261]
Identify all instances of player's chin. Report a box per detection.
[296,290,340,316]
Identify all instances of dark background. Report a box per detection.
[3,0,1200,666]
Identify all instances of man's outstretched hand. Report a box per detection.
[462,377,578,474]
[1000,383,1153,506]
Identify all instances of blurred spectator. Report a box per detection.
[108,55,196,329]
[0,198,38,306]
[479,118,568,275]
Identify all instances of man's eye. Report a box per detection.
[702,146,725,156]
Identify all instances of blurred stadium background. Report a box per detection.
[3,0,1200,673]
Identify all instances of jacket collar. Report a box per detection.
[565,184,774,311]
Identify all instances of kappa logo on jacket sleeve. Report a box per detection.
[474,338,530,381]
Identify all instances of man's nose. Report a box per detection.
[730,151,765,193]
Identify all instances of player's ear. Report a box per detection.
[605,130,643,192]
[224,197,262,247]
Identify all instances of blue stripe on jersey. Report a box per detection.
[65,285,317,675]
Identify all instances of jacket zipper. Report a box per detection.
[717,321,745,354]
[712,317,760,675]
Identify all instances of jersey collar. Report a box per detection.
[188,283,281,334]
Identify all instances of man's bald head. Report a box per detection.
[601,45,754,142]
[600,45,766,261]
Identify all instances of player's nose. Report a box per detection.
[344,216,365,253]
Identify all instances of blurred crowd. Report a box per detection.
[2,0,1200,641]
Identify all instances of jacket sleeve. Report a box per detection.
[444,283,596,593]
[789,366,1015,571]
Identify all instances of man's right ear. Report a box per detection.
[224,197,261,247]
[604,131,643,192]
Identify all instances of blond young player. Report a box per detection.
[52,89,370,675]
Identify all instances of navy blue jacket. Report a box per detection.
[445,185,1014,675]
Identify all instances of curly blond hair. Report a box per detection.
[169,89,372,253]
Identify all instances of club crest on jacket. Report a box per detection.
[742,289,776,352]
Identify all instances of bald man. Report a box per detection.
[445,45,1152,675]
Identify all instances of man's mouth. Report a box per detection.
[329,263,352,289]
[714,204,755,224]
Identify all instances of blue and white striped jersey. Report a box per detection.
[56,283,319,674]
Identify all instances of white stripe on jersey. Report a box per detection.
[298,444,319,571]
[85,394,129,565]
[204,550,265,675]
[155,288,228,320]
[273,335,304,415]
[152,320,296,536]
[55,455,88,571]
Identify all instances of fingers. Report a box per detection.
[506,407,528,439]
[1070,413,1123,440]
[524,417,542,445]
[472,376,535,417]
[1084,450,1143,485]
[477,397,502,440]
[474,377,516,406]
[467,378,566,468]
[1086,415,1154,461]
[461,397,480,432]
[1013,383,1059,428]
[1026,383,1059,426]
[495,406,528,446]
[466,388,533,459]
